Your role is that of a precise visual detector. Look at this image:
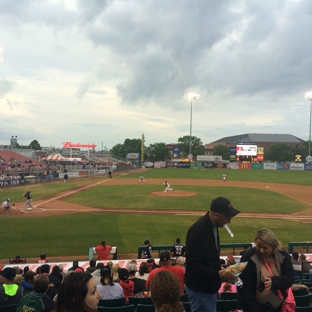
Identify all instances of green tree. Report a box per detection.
[212,145,230,160]
[148,142,170,161]
[177,135,205,158]
[265,143,295,162]
[28,139,42,150]
[111,138,144,158]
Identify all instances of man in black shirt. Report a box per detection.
[170,238,186,257]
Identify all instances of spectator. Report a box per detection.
[218,257,237,296]
[127,262,146,295]
[54,272,101,312]
[97,266,124,300]
[40,264,61,300]
[185,197,240,312]
[170,238,186,257]
[299,253,306,262]
[16,274,55,312]
[111,263,120,283]
[175,257,186,269]
[238,228,294,311]
[150,270,184,312]
[91,262,104,285]
[50,265,63,283]
[146,251,185,294]
[68,260,84,272]
[37,252,49,263]
[93,241,112,261]
[147,258,159,270]
[0,267,24,306]
[118,268,134,301]
[291,252,301,265]
[86,259,97,274]
[21,270,35,292]
[135,262,150,281]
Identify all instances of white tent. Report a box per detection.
[42,154,69,161]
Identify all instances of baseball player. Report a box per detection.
[222,173,227,182]
[24,191,32,211]
[2,199,13,211]
[163,181,173,193]
[139,175,146,183]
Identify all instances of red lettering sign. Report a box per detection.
[62,142,97,149]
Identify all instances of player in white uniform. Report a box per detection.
[222,173,227,182]
[2,199,11,211]
[163,181,173,193]
[139,175,146,183]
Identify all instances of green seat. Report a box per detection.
[0,305,18,312]
[293,287,309,296]
[128,296,153,308]
[136,304,155,312]
[98,297,125,307]
[180,294,189,302]
[217,299,241,312]
[296,307,312,311]
[219,292,238,300]
[182,301,191,312]
[98,305,135,312]
[294,293,312,307]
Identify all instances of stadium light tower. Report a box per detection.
[305,92,312,157]
[184,93,199,156]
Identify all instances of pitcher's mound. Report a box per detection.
[151,190,198,197]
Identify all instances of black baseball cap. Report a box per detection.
[160,251,171,262]
[210,197,240,217]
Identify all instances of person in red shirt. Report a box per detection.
[146,251,185,294]
[36,252,49,263]
[118,268,134,301]
[93,241,112,260]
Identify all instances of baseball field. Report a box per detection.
[1,168,312,262]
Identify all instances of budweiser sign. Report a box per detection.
[62,142,97,149]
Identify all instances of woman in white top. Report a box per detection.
[135,262,150,281]
[97,266,124,300]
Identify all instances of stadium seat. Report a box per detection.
[219,292,238,300]
[98,298,125,308]
[182,301,191,312]
[128,296,153,308]
[98,305,135,312]
[217,299,241,312]
[294,293,312,307]
[296,306,312,311]
[136,304,155,312]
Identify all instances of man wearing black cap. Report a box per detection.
[146,251,185,294]
[185,197,240,312]
[93,241,112,260]
[0,267,24,305]
[40,264,60,300]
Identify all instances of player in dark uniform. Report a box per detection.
[170,238,186,257]
[24,191,32,211]
[142,239,152,259]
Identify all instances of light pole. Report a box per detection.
[184,93,199,156]
[101,142,103,153]
[305,92,312,157]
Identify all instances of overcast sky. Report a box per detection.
[1,0,312,150]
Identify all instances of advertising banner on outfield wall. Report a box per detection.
[166,162,178,168]
[264,163,277,170]
[94,170,107,175]
[79,171,88,176]
[251,163,264,169]
[197,155,222,161]
[238,162,251,169]
[290,163,304,170]
[177,162,190,168]
[59,172,79,178]
[226,162,239,169]
[154,161,166,168]
[172,146,180,158]
[304,163,312,170]
[142,162,154,168]
[277,163,290,170]
[126,153,139,159]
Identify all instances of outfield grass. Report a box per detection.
[0,214,310,258]
[63,185,309,214]
[122,168,312,185]
[0,169,311,259]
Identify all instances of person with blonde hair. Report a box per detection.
[238,228,294,311]
[111,263,120,282]
[150,271,184,312]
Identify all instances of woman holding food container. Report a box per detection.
[238,228,295,312]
